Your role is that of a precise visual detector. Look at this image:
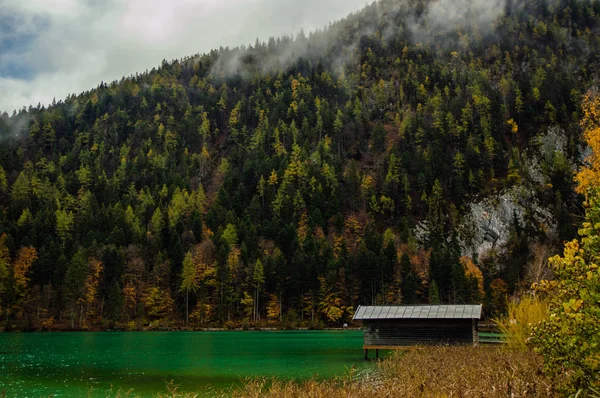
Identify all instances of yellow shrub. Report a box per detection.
[495,296,548,349]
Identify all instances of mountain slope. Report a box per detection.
[0,0,599,329]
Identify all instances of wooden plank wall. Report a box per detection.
[363,319,474,346]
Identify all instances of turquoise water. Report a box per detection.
[0,331,367,397]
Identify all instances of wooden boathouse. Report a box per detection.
[353,304,483,359]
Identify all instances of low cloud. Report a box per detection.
[406,0,506,47]
[419,0,505,32]
[0,0,368,113]
[210,0,508,79]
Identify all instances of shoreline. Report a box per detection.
[0,326,363,333]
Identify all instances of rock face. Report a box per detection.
[459,186,557,262]
[414,186,557,263]
[527,126,575,187]
[415,127,574,264]
[458,127,574,262]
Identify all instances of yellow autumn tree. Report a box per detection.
[317,276,352,324]
[266,293,280,324]
[181,240,217,324]
[83,258,103,320]
[530,90,600,394]
[297,211,309,248]
[142,286,173,321]
[240,292,254,321]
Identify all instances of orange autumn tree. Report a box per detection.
[575,90,600,194]
[65,250,104,328]
[122,246,146,321]
[13,247,37,294]
[82,258,103,321]
[10,247,38,322]
[461,256,485,301]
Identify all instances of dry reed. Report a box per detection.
[147,346,556,398]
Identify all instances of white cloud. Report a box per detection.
[0,0,369,112]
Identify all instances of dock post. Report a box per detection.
[364,348,368,360]
[376,349,379,359]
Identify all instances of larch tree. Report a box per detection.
[0,234,11,317]
[83,258,103,321]
[55,209,74,246]
[181,251,198,324]
[10,247,38,324]
[181,241,217,325]
[0,166,7,193]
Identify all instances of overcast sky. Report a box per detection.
[0,0,369,113]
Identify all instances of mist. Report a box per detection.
[209,0,509,79]
[0,0,514,114]
[0,0,369,113]
[412,0,506,37]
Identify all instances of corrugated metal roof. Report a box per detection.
[353,305,482,320]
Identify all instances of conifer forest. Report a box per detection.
[1,0,599,331]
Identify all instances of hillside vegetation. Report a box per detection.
[1,0,599,330]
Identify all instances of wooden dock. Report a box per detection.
[478,332,505,344]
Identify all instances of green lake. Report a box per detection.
[0,331,368,397]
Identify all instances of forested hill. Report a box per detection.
[0,0,599,330]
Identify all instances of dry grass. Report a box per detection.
[144,346,557,398]
[227,346,555,398]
